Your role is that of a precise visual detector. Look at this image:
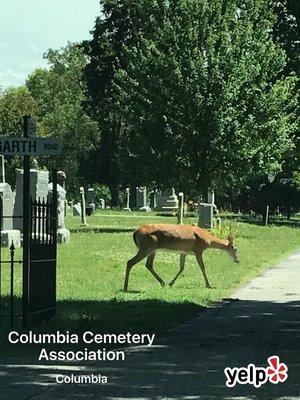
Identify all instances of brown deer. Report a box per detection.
[124,224,239,292]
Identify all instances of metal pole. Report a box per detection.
[52,170,58,315]
[10,242,15,328]
[0,198,2,325]
[22,115,31,329]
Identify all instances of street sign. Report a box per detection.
[0,137,61,156]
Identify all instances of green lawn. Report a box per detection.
[1,211,300,355]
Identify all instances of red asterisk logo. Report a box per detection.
[267,356,288,384]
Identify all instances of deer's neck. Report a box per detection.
[208,237,229,251]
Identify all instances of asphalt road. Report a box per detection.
[1,251,299,400]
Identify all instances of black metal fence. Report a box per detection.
[0,170,58,329]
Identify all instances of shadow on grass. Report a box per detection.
[0,299,299,399]
[224,214,300,228]
[0,296,204,355]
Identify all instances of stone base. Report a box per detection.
[1,230,21,248]
[57,228,70,244]
[139,206,151,212]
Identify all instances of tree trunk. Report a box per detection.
[110,183,120,208]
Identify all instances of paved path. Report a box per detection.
[1,252,300,400]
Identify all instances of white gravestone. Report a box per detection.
[136,187,151,212]
[48,182,70,244]
[160,188,179,213]
[13,169,49,232]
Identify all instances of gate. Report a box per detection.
[0,170,58,328]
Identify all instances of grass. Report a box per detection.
[0,211,300,356]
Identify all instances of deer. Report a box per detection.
[123,224,239,292]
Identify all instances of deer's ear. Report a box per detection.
[227,234,234,244]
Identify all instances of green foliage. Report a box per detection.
[26,44,99,199]
[93,184,112,206]
[84,0,299,200]
[0,87,39,184]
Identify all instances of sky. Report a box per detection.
[0,0,101,89]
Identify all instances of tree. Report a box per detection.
[83,0,298,201]
[119,0,298,197]
[26,44,99,198]
[0,86,39,184]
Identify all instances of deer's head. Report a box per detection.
[227,234,239,263]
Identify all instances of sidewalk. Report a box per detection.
[1,251,300,400]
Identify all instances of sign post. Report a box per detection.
[0,116,62,329]
[22,116,30,328]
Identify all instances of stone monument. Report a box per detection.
[160,188,179,213]
[13,169,49,231]
[136,186,151,212]
[48,181,70,244]
[123,188,131,211]
[0,157,21,247]
[86,188,95,216]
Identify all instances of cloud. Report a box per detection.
[0,42,8,49]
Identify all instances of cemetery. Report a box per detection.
[0,1,299,396]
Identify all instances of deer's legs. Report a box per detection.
[195,252,212,289]
[146,252,165,287]
[124,250,149,292]
[169,254,186,287]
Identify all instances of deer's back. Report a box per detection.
[135,224,209,253]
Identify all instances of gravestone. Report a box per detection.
[160,188,179,213]
[123,188,131,211]
[73,203,81,216]
[207,189,215,205]
[0,182,21,247]
[0,183,13,230]
[136,186,151,212]
[13,169,49,231]
[86,188,95,216]
[154,190,162,210]
[198,203,214,230]
[57,171,67,217]
[48,182,70,244]
[99,198,105,209]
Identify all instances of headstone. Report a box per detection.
[86,188,95,216]
[154,190,162,210]
[160,188,179,213]
[207,189,215,205]
[123,188,131,211]
[1,230,21,248]
[80,187,87,226]
[198,203,214,230]
[13,169,49,231]
[73,203,81,216]
[136,186,151,212]
[99,198,105,209]
[48,182,70,244]
[0,183,13,230]
[57,171,67,217]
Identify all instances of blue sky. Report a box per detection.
[0,0,101,89]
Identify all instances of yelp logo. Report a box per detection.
[224,356,288,388]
